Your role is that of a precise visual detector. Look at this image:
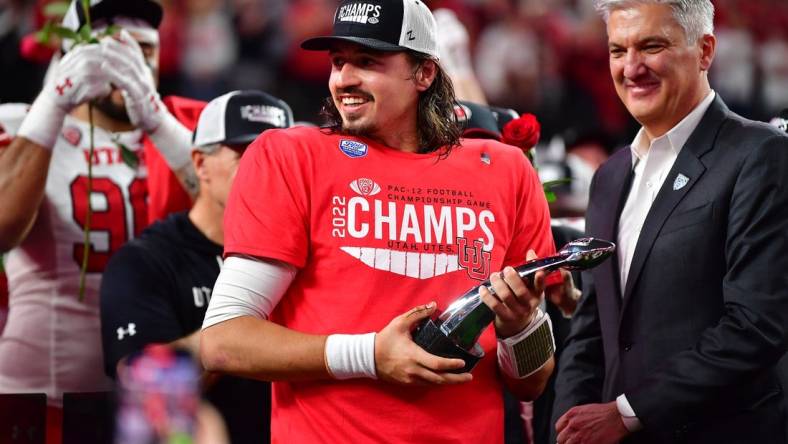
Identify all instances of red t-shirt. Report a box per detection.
[224,126,555,444]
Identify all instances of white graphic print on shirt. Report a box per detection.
[331,177,495,281]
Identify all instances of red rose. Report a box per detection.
[501,113,541,153]
[19,34,56,64]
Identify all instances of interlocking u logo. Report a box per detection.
[457,237,491,281]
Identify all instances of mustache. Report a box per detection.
[335,87,374,101]
[623,74,660,87]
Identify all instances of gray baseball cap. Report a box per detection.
[193,90,294,152]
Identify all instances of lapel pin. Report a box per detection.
[673,173,689,191]
[481,152,491,165]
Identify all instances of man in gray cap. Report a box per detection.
[101,89,293,444]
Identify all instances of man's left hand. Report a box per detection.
[100,30,162,133]
[547,269,581,318]
[480,250,544,338]
[99,29,194,179]
[555,401,630,444]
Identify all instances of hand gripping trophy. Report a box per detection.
[413,238,615,373]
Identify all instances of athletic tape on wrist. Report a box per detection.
[324,333,377,380]
[16,94,66,149]
[147,109,192,170]
[497,309,555,379]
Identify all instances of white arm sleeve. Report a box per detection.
[201,255,297,330]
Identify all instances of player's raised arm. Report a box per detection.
[0,44,109,251]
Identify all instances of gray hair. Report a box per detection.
[594,0,714,44]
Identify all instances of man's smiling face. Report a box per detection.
[607,3,712,135]
[328,42,421,140]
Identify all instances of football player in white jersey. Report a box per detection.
[0,0,195,426]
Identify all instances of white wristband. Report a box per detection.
[497,308,555,379]
[147,108,193,170]
[16,94,66,150]
[324,333,377,380]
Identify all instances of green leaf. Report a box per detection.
[79,23,92,42]
[81,0,91,25]
[50,25,80,41]
[35,23,53,45]
[542,178,572,190]
[168,432,194,444]
[545,190,557,203]
[102,24,120,38]
[118,143,140,170]
[35,30,49,45]
[43,2,71,18]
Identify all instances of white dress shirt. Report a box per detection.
[615,90,716,432]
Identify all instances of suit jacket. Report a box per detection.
[552,96,788,443]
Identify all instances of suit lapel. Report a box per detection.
[620,96,728,309]
[592,151,633,315]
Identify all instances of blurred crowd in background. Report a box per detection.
[0,1,786,442]
[1,0,787,214]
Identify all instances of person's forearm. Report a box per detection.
[201,315,331,381]
[172,164,199,199]
[170,331,202,361]
[0,137,51,252]
[146,112,199,199]
[502,356,554,401]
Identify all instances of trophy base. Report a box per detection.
[412,319,484,373]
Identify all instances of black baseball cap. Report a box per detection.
[488,106,521,133]
[62,0,163,31]
[193,90,294,151]
[301,0,439,59]
[454,101,502,140]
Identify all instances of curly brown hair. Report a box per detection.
[320,51,461,156]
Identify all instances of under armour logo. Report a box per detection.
[457,237,491,281]
[407,30,416,41]
[55,78,73,96]
[149,95,160,112]
[117,323,137,340]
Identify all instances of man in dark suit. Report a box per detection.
[552,1,788,443]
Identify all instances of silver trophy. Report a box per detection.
[412,237,616,372]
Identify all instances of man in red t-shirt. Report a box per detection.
[201,1,556,442]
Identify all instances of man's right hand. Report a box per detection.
[374,302,473,386]
[48,44,111,113]
[17,43,110,148]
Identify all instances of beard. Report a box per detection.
[331,88,378,138]
[93,95,131,124]
[341,118,377,138]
